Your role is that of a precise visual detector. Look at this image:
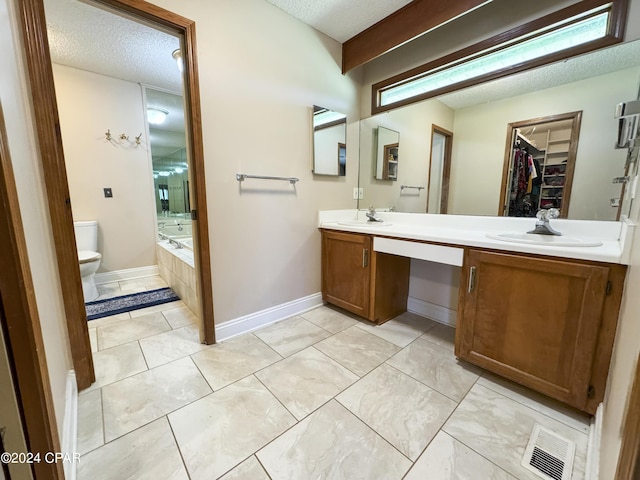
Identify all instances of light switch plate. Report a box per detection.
[358,188,364,199]
[352,187,359,199]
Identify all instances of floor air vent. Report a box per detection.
[521,424,575,480]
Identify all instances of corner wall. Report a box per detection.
[147,0,361,323]
[53,64,157,273]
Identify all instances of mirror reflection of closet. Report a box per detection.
[500,111,582,218]
[376,126,400,180]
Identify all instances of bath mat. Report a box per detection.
[85,287,180,320]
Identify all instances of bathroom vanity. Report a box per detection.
[319,211,632,414]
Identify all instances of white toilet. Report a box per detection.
[73,221,102,302]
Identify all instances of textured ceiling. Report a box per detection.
[263,0,413,42]
[44,0,182,94]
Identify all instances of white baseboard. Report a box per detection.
[215,293,323,342]
[407,297,457,326]
[62,370,78,480]
[585,402,603,480]
[94,265,159,285]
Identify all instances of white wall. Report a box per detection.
[449,68,638,219]
[146,0,360,322]
[359,98,454,212]
[314,123,345,175]
[1,0,72,445]
[53,64,157,272]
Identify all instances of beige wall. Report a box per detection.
[449,68,638,219]
[146,0,360,322]
[53,64,157,272]
[1,0,72,444]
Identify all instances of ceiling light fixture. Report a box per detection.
[172,49,184,73]
[147,107,169,125]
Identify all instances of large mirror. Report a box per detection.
[145,88,190,217]
[358,39,640,221]
[313,106,347,176]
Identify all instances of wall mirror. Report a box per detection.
[375,127,400,180]
[358,38,640,221]
[145,88,190,217]
[313,106,346,176]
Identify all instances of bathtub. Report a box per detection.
[158,221,192,240]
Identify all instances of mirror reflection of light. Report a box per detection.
[147,107,169,125]
[175,167,183,174]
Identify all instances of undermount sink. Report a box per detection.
[337,220,392,227]
[486,232,602,247]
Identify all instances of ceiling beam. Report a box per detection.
[342,0,491,73]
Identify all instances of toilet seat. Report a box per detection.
[78,250,102,264]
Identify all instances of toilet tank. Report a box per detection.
[73,221,98,251]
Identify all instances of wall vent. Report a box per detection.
[521,424,575,480]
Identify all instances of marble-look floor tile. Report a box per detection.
[77,418,188,480]
[253,316,331,357]
[95,282,121,300]
[300,305,357,334]
[356,312,436,347]
[139,323,208,368]
[129,300,185,318]
[162,305,198,329]
[102,357,211,441]
[191,334,282,391]
[89,328,97,353]
[120,276,168,292]
[404,431,516,480]
[97,312,171,350]
[77,389,103,455]
[168,375,296,480]
[87,312,130,330]
[256,347,358,420]
[314,325,400,377]
[420,323,456,349]
[477,374,590,434]
[88,341,147,391]
[387,337,480,402]
[257,400,411,480]
[218,456,270,480]
[337,364,456,460]
[443,384,589,480]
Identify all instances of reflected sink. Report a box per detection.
[337,220,392,227]
[486,232,602,247]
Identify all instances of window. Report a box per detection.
[372,1,628,113]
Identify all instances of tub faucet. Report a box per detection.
[528,208,561,236]
[366,206,384,222]
[168,238,183,249]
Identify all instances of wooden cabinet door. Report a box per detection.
[321,231,371,318]
[456,249,609,411]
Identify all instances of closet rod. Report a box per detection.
[236,173,299,185]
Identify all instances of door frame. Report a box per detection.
[0,102,63,479]
[616,353,640,479]
[17,0,216,389]
[426,125,453,214]
[498,111,582,218]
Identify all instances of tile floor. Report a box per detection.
[79,278,591,479]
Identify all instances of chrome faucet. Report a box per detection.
[365,206,384,222]
[528,208,561,236]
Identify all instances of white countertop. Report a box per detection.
[318,210,635,264]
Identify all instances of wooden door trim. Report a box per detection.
[17,0,215,384]
[427,125,453,214]
[17,0,95,389]
[0,103,63,478]
[616,353,640,479]
[498,111,582,218]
